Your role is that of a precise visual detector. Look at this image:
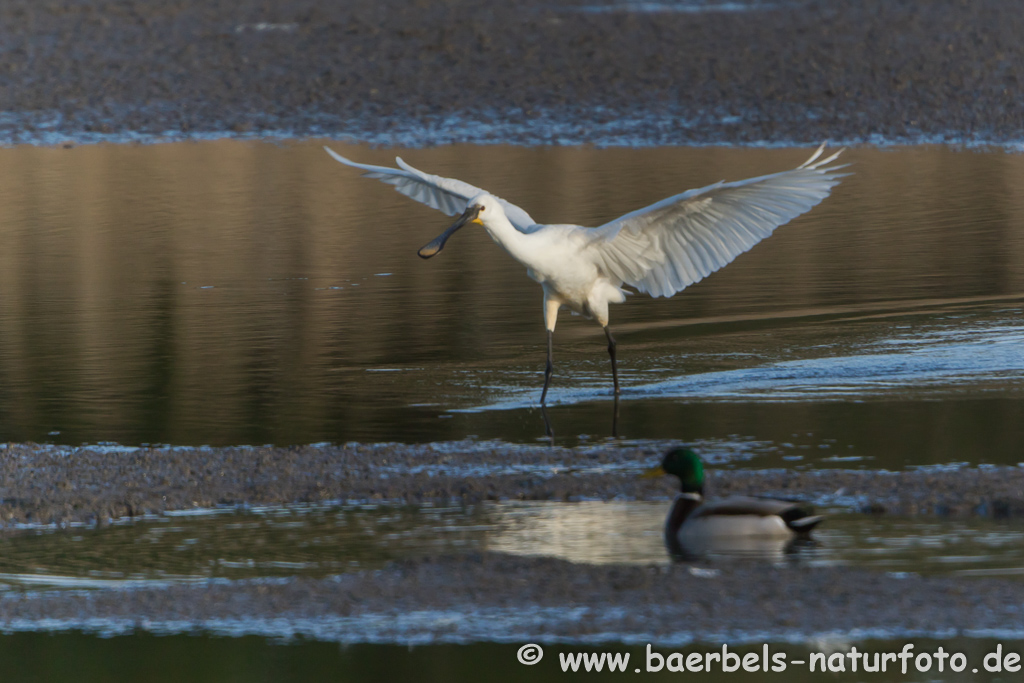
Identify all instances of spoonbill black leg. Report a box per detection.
[604,325,620,395]
[541,330,554,405]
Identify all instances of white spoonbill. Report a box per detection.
[324,145,846,404]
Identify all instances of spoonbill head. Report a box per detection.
[325,145,847,406]
[417,193,501,258]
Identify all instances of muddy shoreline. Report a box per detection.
[2,554,1023,643]
[3,441,1022,526]
[2,0,1024,146]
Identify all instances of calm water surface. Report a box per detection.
[1,142,1023,469]
[3,502,1024,588]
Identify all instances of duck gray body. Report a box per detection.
[666,492,823,541]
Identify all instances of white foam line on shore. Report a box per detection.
[0,608,1017,645]
[5,107,1024,150]
[568,2,777,13]
[0,573,212,590]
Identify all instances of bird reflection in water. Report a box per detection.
[539,395,621,444]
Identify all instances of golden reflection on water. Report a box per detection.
[1,143,1024,446]
[486,501,667,564]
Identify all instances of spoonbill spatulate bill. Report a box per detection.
[324,145,847,404]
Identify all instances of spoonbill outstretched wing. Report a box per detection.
[325,145,847,404]
[323,147,537,231]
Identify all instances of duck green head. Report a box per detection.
[660,447,705,494]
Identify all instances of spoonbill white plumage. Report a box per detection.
[324,145,846,404]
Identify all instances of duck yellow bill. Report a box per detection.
[640,465,666,479]
[418,206,481,259]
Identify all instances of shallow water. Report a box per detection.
[2,501,1024,680]
[1,142,1023,468]
[2,502,1024,590]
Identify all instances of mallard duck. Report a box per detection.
[648,447,823,558]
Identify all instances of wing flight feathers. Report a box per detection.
[324,147,536,231]
[585,146,847,298]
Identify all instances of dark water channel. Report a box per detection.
[5,634,1021,683]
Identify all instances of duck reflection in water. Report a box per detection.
[645,448,823,561]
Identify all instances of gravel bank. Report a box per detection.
[2,0,1023,145]
[2,553,1022,643]
[2,441,1022,525]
